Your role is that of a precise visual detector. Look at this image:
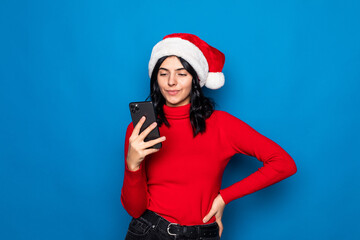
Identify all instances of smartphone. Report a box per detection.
[129,101,162,149]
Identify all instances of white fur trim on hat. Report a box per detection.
[205,72,225,89]
[148,37,209,87]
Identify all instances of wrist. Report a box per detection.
[127,163,140,172]
[127,166,140,172]
[218,192,226,206]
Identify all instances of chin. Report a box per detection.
[163,94,190,107]
[167,101,181,106]
[167,101,188,107]
[166,97,180,105]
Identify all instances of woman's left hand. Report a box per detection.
[203,194,226,238]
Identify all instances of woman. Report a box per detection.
[121,33,297,239]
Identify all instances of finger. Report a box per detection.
[216,220,223,237]
[138,121,157,141]
[132,116,146,136]
[143,136,166,149]
[143,147,160,156]
[203,209,216,223]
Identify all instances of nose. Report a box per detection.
[168,73,177,86]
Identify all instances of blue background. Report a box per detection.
[1,0,359,239]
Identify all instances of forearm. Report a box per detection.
[120,161,149,218]
[218,111,297,204]
[220,153,297,204]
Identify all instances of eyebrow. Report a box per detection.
[159,67,186,71]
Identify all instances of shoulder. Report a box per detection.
[126,121,134,129]
[211,110,243,123]
[210,110,255,131]
[125,122,134,137]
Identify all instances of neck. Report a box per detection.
[163,103,191,119]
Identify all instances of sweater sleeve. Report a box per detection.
[218,112,297,205]
[120,123,149,218]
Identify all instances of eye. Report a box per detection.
[159,73,168,76]
[178,73,187,76]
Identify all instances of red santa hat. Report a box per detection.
[148,33,225,89]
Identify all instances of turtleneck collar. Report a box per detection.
[163,103,191,119]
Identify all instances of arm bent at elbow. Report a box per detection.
[218,112,298,204]
[263,150,297,181]
[120,122,152,218]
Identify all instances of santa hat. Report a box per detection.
[148,33,225,89]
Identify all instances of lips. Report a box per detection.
[166,90,180,96]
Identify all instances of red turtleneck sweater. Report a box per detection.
[121,103,297,225]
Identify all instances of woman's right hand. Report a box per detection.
[126,116,166,171]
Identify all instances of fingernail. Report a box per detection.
[203,218,206,223]
[152,122,157,126]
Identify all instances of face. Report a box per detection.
[157,56,193,107]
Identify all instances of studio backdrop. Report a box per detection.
[0,0,359,240]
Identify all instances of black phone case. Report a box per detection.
[129,101,162,149]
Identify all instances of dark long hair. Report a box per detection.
[148,55,215,137]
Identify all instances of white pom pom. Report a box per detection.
[204,72,225,89]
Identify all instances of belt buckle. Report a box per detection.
[167,222,179,236]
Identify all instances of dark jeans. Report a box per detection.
[125,210,220,240]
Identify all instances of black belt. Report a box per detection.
[141,209,219,239]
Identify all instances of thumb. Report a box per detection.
[203,209,216,223]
